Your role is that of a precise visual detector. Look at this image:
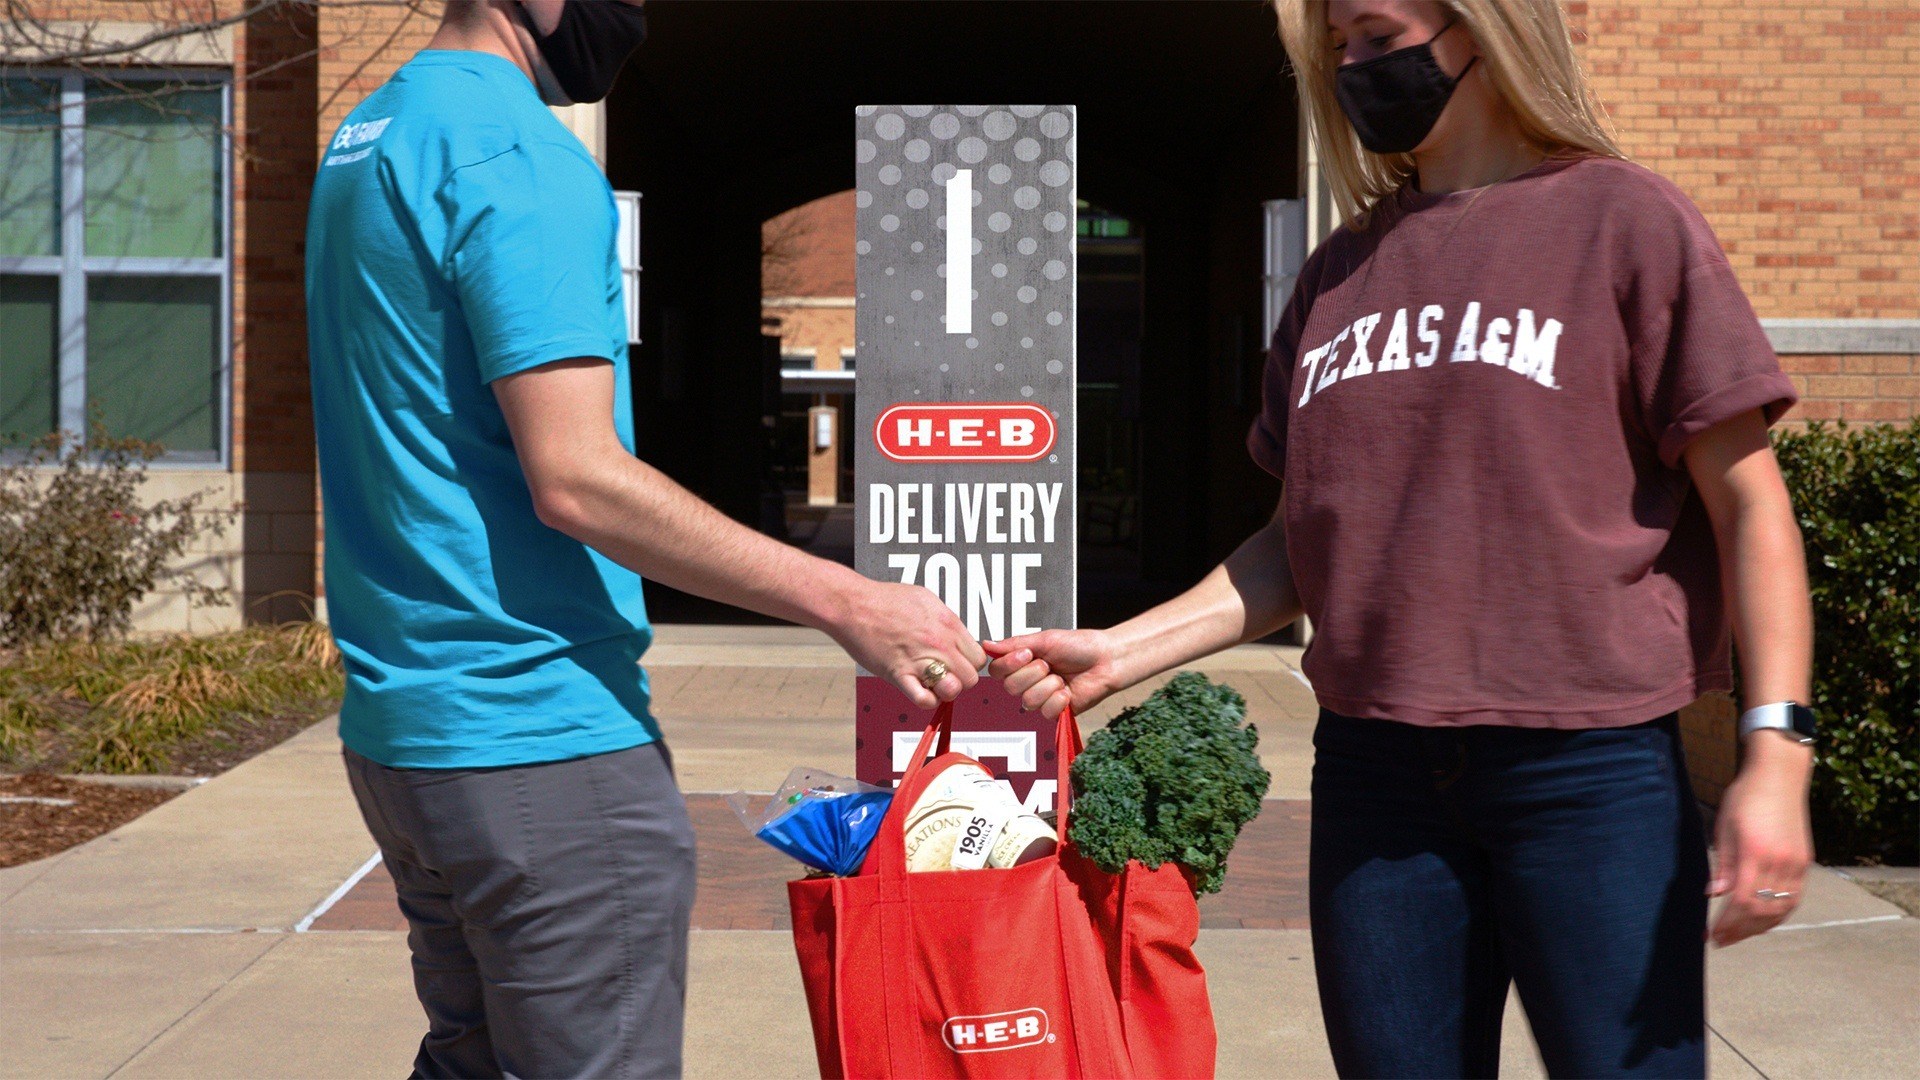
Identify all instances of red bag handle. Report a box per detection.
[864,700,1082,880]
[1055,703,1081,830]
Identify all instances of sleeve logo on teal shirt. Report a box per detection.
[325,116,394,168]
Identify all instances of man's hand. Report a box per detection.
[982,629,1124,719]
[833,580,985,708]
[1708,731,1815,947]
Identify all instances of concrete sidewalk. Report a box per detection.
[3,626,1915,1078]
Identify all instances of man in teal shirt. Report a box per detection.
[307,2,983,1074]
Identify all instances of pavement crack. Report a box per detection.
[103,932,289,1078]
[1710,1021,1769,1080]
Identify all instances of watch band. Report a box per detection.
[1738,701,1817,745]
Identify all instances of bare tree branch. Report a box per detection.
[1,0,279,65]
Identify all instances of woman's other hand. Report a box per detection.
[1708,732,1815,947]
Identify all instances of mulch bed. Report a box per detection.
[6,705,333,779]
[0,773,181,869]
[163,709,332,777]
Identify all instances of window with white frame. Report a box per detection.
[0,71,230,461]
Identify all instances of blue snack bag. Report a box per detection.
[729,767,893,876]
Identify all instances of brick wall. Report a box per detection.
[1571,1,1920,803]
[1577,0,1920,320]
[235,1,322,623]
[1779,353,1919,424]
[764,191,859,364]
[316,0,441,156]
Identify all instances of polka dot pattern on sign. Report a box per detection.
[856,105,1075,468]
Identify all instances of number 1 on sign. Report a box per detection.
[946,169,972,335]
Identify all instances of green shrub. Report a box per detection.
[1773,419,1919,865]
[0,429,232,647]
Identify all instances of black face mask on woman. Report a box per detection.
[517,0,649,104]
[1334,19,1478,155]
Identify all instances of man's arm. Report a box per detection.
[494,358,985,708]
[1683,408,1816,947]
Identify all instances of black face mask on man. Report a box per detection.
[1334,19,1478,155]
[516,0,649,105]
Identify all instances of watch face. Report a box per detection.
[1789,703,1818,739]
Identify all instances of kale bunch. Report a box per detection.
[1068,672,1271,894]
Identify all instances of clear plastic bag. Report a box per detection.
[729,767,894,877]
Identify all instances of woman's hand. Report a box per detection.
[1708,732,1815,947]
[982,629,1127,719]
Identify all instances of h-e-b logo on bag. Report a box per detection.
[942,1008,1052,1053]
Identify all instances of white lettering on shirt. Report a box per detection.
[1341,313,1382,378]
[1510,308,1563,388]
[1415,305,1443,367]
[324,117,393,166]
[1449,301,1482,363]
[1298,342,1333,407]
[1480,317,1512,367]
[1292,301,1565,411]
[1379,308,1412,372]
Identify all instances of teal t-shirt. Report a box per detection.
[306,51,656,768]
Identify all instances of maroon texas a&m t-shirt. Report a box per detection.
[1249,156,1797,728]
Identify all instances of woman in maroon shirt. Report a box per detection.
[985,1,1816,1076]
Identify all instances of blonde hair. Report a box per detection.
[1275,0,1622,228]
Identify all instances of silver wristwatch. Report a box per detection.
[1737,701,1817,746]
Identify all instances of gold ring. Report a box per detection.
[919,660,949,687]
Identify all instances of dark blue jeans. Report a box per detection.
[1309,710,1708,1079]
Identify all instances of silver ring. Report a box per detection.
[919,660,949,688]
[1755,888,1794,901]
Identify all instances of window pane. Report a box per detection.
[84,83,222,258]
[87,275,220,454]
[0,275,59,448]
[0,78,62,257]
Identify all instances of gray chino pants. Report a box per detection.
[343,742,697,1079]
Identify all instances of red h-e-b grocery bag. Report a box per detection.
[788,704,1217,1078]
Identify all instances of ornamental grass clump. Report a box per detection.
[0,622,344,774]
[1068,672,1271,893]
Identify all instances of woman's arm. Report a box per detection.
[983,500,1304,718]
[1682,408,1816,947]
